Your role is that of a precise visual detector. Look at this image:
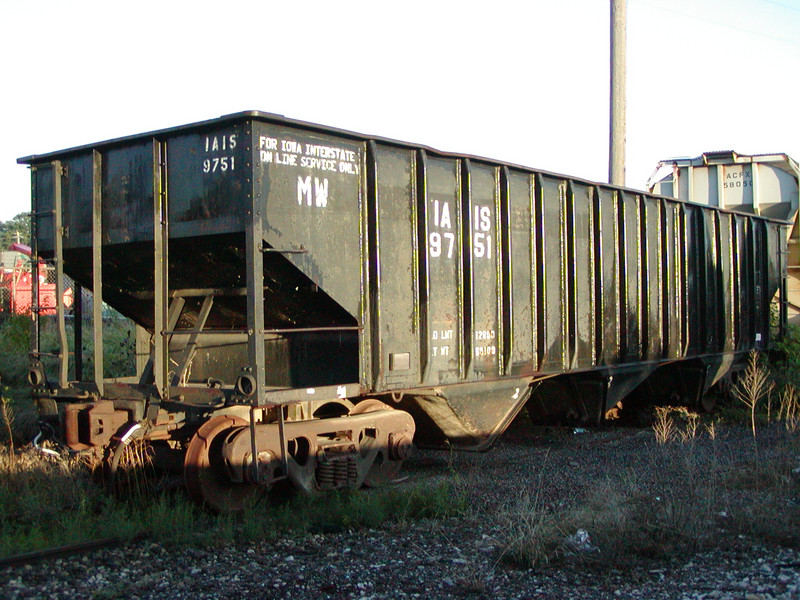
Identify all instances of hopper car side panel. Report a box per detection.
[650,151,797,328]
[596,186,621,365]
[17,113,788,505]
[505,169,536,375]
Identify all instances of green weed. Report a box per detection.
[0,442,463,559]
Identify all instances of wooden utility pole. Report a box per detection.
[609,0,627,186]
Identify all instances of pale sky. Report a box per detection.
[2,0,799,222]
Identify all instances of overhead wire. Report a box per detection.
[631,0,800,48]
[761,0,800,13]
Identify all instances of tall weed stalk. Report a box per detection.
[731,351,774,438]
[1,393,14,459]
[778,384,800,432]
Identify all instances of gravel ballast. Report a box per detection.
[2,422,798,599]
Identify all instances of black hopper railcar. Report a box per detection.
[18,112,788,510]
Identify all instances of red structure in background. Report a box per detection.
[0,244,63,318]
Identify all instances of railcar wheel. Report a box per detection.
[349,398,391,416]
[184,415,263,512]
[350,400,414,488]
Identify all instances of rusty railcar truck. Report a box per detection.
[18,112,787,510]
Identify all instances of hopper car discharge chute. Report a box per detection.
[18,112,788,511]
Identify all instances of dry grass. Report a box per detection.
[704,419,718,440]
[0,446,114,556]
[677,409,700,443]
[495,477,714,568]
[1,395,14,458]
[778,384,800,432]
[652,406,702,445]
[652,406,677,445]
[494,424,800,570]
[109,438,158,499]
[495,350,799,570]
[495,489,567,567]
[722,435,800,546]
[731,351,775,438]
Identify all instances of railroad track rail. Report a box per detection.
[0,536,138,569]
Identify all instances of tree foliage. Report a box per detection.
[0,213,31,251]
